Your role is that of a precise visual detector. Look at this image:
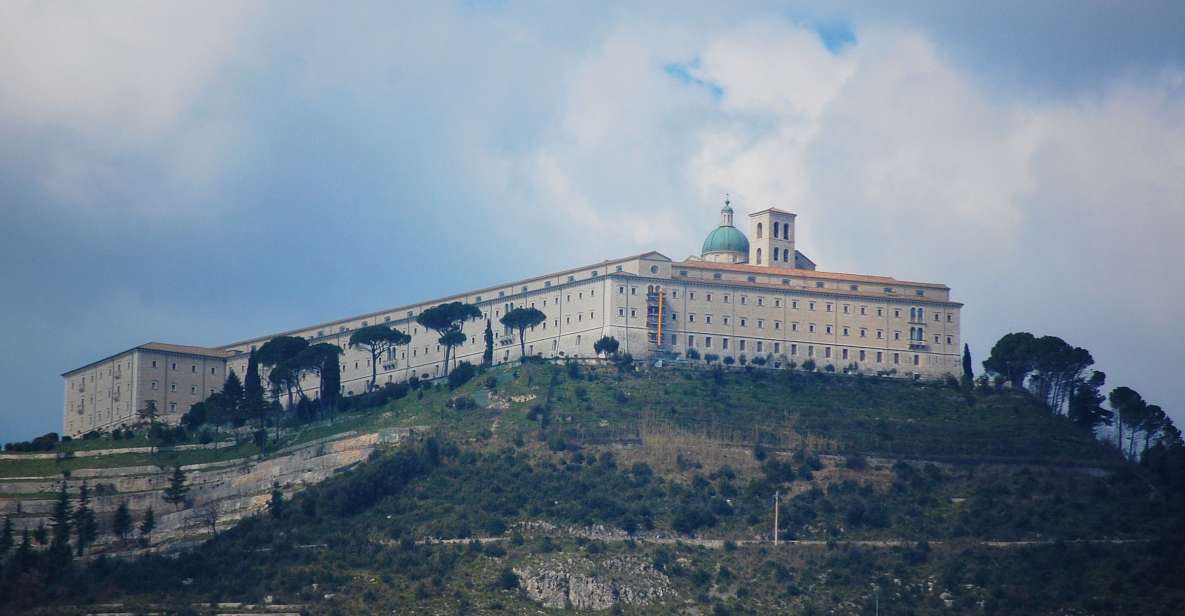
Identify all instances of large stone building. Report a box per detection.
[62,201,962,436]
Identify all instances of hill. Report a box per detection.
[2,362,1183,615]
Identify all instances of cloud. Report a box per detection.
[0,1,262,219]
[506,16,1185,421]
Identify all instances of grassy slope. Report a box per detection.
[7,364,1180,615]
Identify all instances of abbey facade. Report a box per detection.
[62,202,962,436]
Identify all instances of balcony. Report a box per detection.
[909,341,929,351]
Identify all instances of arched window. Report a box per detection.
[772,222,780,238]
[756,223,763,239]
[772,249,779,262]
[910,307,917,321]
[756,248,763,265]
[783,248,790,262]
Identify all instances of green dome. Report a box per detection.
[702,225,750,255]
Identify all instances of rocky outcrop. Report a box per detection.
[0,426,421,555]
[514,554,672,610]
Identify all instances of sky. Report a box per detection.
[1,1,1183,441]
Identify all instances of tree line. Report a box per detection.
[982,331,1181,462]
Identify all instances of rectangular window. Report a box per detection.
[826,303,833,312]
[723,316,729,325]
[740,318,747,327]
[842,348,848,360]
[877,351,883,363]
[825,347,832,359]
[859,350,866,361]
[809,302,816,311]
[808,323,815,333]
[688,335,695,347]
[722,338,729,350]
[756,341,763,352]
[739,340,746,351]
[618,308,625,317]
[791,343,798,356]
[689,314,695,323]
[825,325,833,335]
[707,293,713,302]
[705,337,712,348]
[170,383,177,392]
[757,319,764,329]
[894,331,901,341]
[705,314,713,324]
[894,353,900,365]
[913,354,920,365]
[842,327,849,336]
[843,304,849,314]
[808,345,814,357]
[792,322,799,332]
[774,342,780,353]
[792,300,799,309]
[689,291,696,300]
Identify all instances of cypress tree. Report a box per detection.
[962,344,974,380]
[74,481,98,556]
[322,351,341,413]
[47,482,72,572]
[244,349,265,427]
[33,521,47,545]
[112,501,132,544]
[0,515,12,555]
[139,506,156,542]
[268,482,284,519]
[483,319,494,367]
[163,464,189,510]
[15,530,32,572]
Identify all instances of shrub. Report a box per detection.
[723,356,736,366]
[751,356,767,366]
[448,361,477,389]
[485,375,498,390]
[802,359,817,372]
[704,353,720,364]
[824,364,836,373]
[845,454,867,470]
[686,348,701,360]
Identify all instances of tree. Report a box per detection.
[223,369,244,407]
[0,515,12,555]
[257,336,309,407]
[73,481,98,556]
[349,325,410,392]
[962,344,973,380]
[1109,387,1146,458]
[163,464,189,510]
[139,506,157,543]
[482,320,494,367]
[983,332,1038,388]
[417,302,482,376]
[112,501,132,545]
[299,343,343,414]
[244,349,265,426]
[48,482,72,571]
[594,336,621,358]
[1068,371,1112,435]
[269,481,284,519]
[500,307,546,362]
[137,399,161,454]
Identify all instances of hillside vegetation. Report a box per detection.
[3,362,1183,615]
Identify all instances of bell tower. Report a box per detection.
[748,208,797,267]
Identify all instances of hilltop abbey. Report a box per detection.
[62,201,962,436]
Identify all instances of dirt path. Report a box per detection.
[403,534,1154,550]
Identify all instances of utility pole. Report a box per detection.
[773,490,779,546]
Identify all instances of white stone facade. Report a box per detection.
[62,208,962,436]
